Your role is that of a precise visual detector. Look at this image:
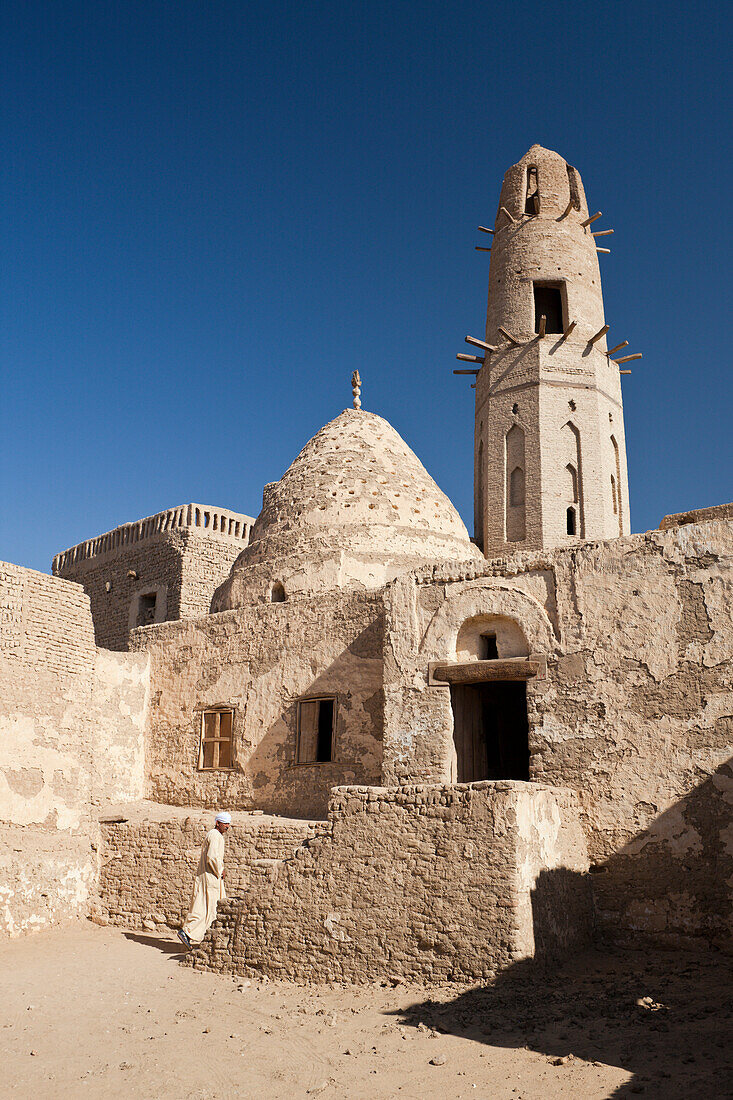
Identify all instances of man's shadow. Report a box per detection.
[122,930,187,957]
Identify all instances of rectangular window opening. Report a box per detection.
[525,166,539,215]
[479,633,499,660]
[136,592,157,627]
[533,283,564,334]
[297,697,335,764]
[198,708,235,770]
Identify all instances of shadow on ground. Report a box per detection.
[122,931,186,957]
[393,944,733,1098]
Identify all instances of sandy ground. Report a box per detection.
[0,925,731,1100]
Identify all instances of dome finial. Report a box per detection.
[351,370,362,410]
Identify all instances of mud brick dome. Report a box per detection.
[212,408,483,607]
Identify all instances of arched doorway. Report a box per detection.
[449,613,531,782]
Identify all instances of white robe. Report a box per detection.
[182,827,227,944]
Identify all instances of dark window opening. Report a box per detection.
[271,582,286,603]
[450,681,530,782]
[534,284,564,334]
[297,697,335,763]
[567,506,577,535]
[479,633,499,660]
[525,166,539,215]
[136,593,157,627]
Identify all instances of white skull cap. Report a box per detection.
[215,812,232,824]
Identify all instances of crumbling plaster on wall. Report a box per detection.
[130,589,386,817]
[0,561,149,936]
[381,521,733,947]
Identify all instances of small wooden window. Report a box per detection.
[198,708,234,770]
[297,697,335,764]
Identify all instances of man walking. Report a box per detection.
[177,811,231,949]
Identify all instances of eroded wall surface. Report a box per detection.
[0,562,148,936]
[131,590,385,818]
[188,782,591,983]
[98,804,318,930]
[383,521,733,949]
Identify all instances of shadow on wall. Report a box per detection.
[394,764,733,1098]
[592,757,733,951]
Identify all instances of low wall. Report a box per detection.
[188,781,592,984]
[98,804,320,929]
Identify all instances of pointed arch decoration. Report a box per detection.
[505,424,526,542]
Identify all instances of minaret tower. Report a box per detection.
[470,145,632,555]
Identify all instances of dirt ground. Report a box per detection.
[0,924,731,1099]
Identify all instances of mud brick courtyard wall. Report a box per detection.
[98,806,319,930]
[382,519,733,950]
[188,782,592,984]
[0,562,149,936]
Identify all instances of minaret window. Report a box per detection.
[566,507,577,536]
[525,167,539,214]
[534,283,564,333]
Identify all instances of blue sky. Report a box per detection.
[2,1,731,572]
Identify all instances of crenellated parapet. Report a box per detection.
[52,504,254,574]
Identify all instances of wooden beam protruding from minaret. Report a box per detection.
[537,315,547,337]
[456,353,485,364]
[607,341,628,356]
[592,229,614,237]
[499,206,516,224]
[613,353,642,364]
[581,211,602,227]
[465,335,498,352]
[589,325,610,345]
[560,320,577,341]
[499,327,521,345]
[596,247,611,254]
[475,246,491,252]
[454,369,480,375]
[477,226,494,234]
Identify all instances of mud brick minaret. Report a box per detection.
[470,145,631,554]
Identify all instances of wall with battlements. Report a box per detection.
[53,504,254,651]
[186,782,591,983]
[0,561,149,936]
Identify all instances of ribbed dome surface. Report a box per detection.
[212,409,482,608]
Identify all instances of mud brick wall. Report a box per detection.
[188,782,591,984]
[382,520,733,950]
[130,589,385,818]
[54,524,251,652]
[0,562,149,936]
[98,811,319,929]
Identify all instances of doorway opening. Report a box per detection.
[450,681,529,782]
